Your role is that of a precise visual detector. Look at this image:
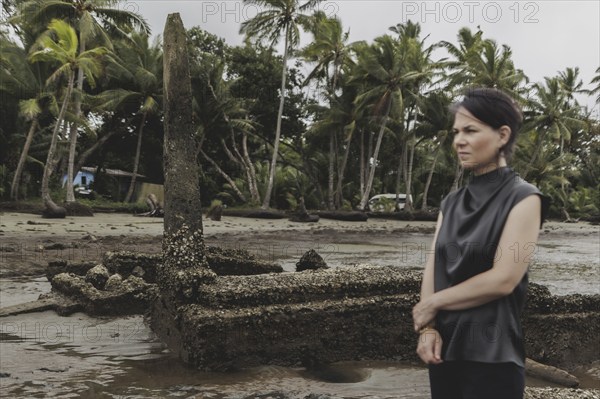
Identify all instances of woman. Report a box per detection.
[412,88,550,399]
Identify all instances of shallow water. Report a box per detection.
[1,225,598,397]
[2,311,596,398]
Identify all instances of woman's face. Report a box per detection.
[452,107,509,175]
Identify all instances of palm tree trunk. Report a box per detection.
[359,129,365,196]
[261,26,289,209]
[124,111,147,203]
[367,129,374,188]
[10,117,38,200]
[401,142,408,189]
[451,160,463,192]
[65,121,78,202]
[74,129,118,176]
[421,135,446,211]
[335,128,354,209]
[359,101,392,210]
[66,39,86,203]
[394,146,403,209]
[43,73,75,209]
[328,63,340,210]
[242,130,260,204]
[327,131,335,209]
[227,130,257,205]
[405,139,416,212]
[229,133,254,205]
[200,148,247,202]
[404,109,420,211]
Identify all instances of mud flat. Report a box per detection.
[0,212,598,397]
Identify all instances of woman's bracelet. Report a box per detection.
[418,326,436,335]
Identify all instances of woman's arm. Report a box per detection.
[415,212,445,364]
[420,212,444,302]
[413,195,542,329]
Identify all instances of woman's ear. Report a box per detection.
[498,125,512,147]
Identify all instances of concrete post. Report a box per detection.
[161,13,215,299]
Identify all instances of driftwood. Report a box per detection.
[525,358,580,387]
[367,209,439,221]
[289,197,319,223]
[222,208,287,219]
[289,214,319,223]
[317,211,368,221]
[63,201,94,216]
[146,193,161,211]
[137,193,164,217]
[206,204,223,221]
[42,201,67,219]
[0,294,81,318]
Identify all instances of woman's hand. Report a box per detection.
[416,328,443,365]
[412,297,438,332]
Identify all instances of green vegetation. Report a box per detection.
[1,0,598,220]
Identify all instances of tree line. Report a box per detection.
[1,0,598,219]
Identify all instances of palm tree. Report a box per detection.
[442,28,527,97]
[240,0,322,209]
[307,73,362,209]
[352,35,423,210]
[0,36,56,200]
[193,58,257,204]
[558,67,584,106]
[11,0,150,203]
[587,67,600,104]
[469,40,527,96]
[525,77,585,170]
[93,32,162,202]
[439,27,484,89]
[300,12,356,209]
[390,21,439,212]
[29,19,107,213]
[415,92,452,210]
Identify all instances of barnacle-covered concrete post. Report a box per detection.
[161,13,216,300]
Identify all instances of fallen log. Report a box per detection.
[0,298,57,317]
[525,358,580,388]
[317,211,368,221]
[289,213,319,223]
[222,208,287,219]
[0,294,82,317]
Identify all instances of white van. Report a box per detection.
[367,194,412,212]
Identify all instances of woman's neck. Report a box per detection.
[473,157,508,176]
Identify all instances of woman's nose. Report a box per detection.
[454,132,466,146]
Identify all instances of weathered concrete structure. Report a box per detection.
[150,264,599,371]
[35,247,282,316]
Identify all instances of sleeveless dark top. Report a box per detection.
[434,166,550,367]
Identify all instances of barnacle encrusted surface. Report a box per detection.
[160,224,216,301]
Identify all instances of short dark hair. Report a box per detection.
[450,87,523,161]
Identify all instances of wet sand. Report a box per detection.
[0,212,599,397]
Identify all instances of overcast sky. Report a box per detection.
[129,0,599,111]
